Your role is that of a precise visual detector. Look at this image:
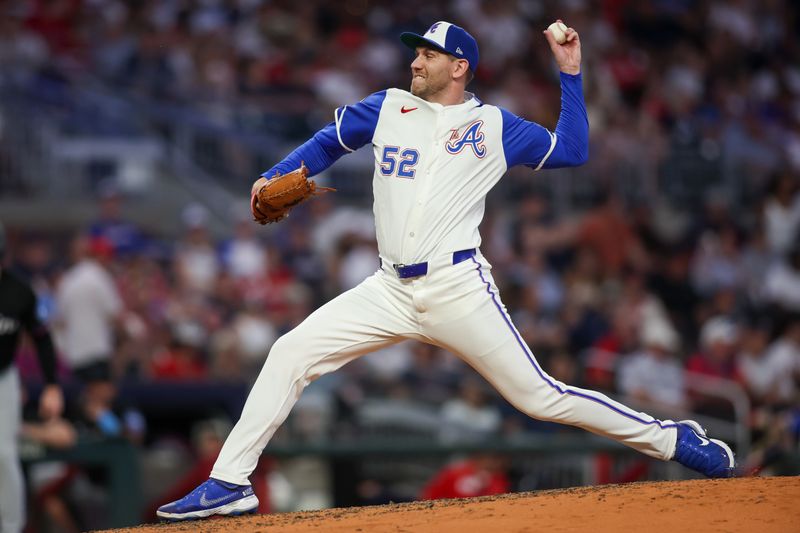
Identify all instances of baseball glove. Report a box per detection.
[250,163,335,224]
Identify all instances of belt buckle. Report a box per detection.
[393,262,427,279]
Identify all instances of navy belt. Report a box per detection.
[392,248,476,279]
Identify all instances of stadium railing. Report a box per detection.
[1,72,734,232]
[20,436,141,528]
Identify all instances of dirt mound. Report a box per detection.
[104,476,798,533]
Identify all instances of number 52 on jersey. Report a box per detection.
[379,146,420,179]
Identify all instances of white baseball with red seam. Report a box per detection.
[547,21,568,44]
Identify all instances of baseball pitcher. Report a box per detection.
[158,20,735,521]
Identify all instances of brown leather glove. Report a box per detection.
[250,163,335,224]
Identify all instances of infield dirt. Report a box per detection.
[103,476,798,533]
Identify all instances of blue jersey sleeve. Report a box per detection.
[334,90,387,152]
[261,91,387,179]
[501,72,589,171]
[500,108,555,170]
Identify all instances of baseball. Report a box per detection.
[547,21,568,44]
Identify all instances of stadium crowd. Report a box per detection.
[2,0,798,179]
[1,0,800,528]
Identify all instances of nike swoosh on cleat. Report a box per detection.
[199,492,236,507]
[697,435,710,446]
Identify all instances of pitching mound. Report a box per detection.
[105,476,798,533]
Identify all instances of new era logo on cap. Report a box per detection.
[400,21,479,72]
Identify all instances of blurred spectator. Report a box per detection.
[281,223,327,304]
[20,408,78,533]
[691,224,745,297]
[510,193,559,258]
[585,306,640,392]
[54,234,123,381]
[113,255,168,377]
[618,320,687,411]
[647,248,699,340]
[690,192,738,243]
[686,316,743,419]
[764,245,800,312]
[438,378,501,444]
[173,204,220,296]
[310,203,375,261]
[509,281,565,355]
[763,173,800,257]
[739,225,772,306]
[739,316,800,409]
[420,455,509,501]
[561,248,602,314]
[149,330,208,381]
[54,233,124,436]
[229,304,278,374]
[401,343,458,406]
[335,234,380,292]
[736,318,776,407]
[463,1,528,67]
[0,10,48,82]
[360,343,413,384]
[545,350,579,387]
[24,0,83,58]
[20,416,76,451]
[576,192,648,278]
[219,216,268,280]
[611,268,672,345]
[208,328,243,382]
[509,249,564,315]
[88,181,145,257]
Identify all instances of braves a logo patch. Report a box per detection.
[446,120,486,158]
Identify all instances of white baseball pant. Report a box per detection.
[212,250,678,485]
[0,368,24,533]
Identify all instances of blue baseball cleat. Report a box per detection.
[673,420,736,478]
[157,478,259,521]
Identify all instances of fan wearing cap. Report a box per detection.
[686,317,743,418]
[618,320,688,411]
[159,19,734,522]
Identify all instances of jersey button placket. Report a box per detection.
[405,110,437,260]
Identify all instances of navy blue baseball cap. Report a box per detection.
[401,21,479,72]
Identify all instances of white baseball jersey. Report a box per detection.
[333,88,556,266]
[212,74,682,486]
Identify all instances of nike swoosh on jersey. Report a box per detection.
[400,106,418,113]
[199,492,236,507]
